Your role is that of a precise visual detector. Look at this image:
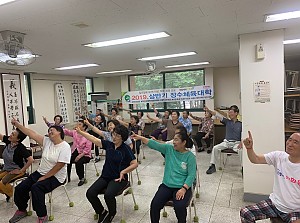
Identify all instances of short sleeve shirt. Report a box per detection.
[37,137,71,183]
[100,140,136,181]
[2,135,31,171]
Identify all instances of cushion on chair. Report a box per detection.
[270,217,285,223]
[221,148,238,154]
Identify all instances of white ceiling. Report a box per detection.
[0,0,300,76]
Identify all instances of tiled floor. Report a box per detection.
[0,146,271,223]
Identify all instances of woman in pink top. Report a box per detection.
[64,120,92,186]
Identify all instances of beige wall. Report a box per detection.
[240,30,285,197]
[213,67,241,109]
[28,73,85,135]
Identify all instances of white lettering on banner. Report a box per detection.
[122,86,213,104]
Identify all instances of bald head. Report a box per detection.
[286,133,300,159]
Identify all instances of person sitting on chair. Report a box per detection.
[179,110,193,136]
[131,131,196,223]
[76,125,138,223]
[147,111,183,141]
[64,120,92,186]
[0,129,34,202]
[205,105,242,174]
[118,115,142,160]
[88,114,106,163]
[240,131,300,223]
[9,118,71,223]
[189,111,214,152]
[164,125,196,156]
[42,115,65,129]
[150,104,170,141]
[128,111,145,132]
[101,108,123,121]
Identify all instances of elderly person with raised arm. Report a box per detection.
[0,129,33,202]
[205,105,242,174]
[179,110,193,136]
[42,115,64,129]
[147,110,183,141]
[190,111,214,152]
[150,104,170,141]
[101,108,123,121]
[63,120,92,186]
[85,119,133,149]
[9,118,71,223]
[76,125,138,223]
[240,131,300,223]
[131,131,196,223]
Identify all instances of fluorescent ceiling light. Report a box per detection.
[265,10,300,22]
[283,39,300,45]
[165,62,209,68]
[138,52,197,61]
[0,0,16,6]
[84,32,170,48]
[54,63,99,70]
[97,69,132,74]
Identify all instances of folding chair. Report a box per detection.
[133,139,145,164]
[190,139,202,198]
[218,148,240,171]
[84,144,100,183]
[131,140,142,185]
[94,173,139,223]
[47,180,74,221]
[162,186,199,223]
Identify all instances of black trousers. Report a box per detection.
[133,140,141,155]
[194,132,213,148]
[86,177,128,216]
[150,183,192,223]
[14,171,62,217]
[67,149,91,180]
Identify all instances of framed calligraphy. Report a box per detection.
[1,73,24,135]
[71,82,88,121]
[55,83,69,124]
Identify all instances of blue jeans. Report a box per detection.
[14,171,62,217]
[150,183,192,223]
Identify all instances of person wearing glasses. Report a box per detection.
[76,125,138,223]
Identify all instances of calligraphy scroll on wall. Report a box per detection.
[71,82,88,121]
[55,83,69,124]
[1,73,24,135]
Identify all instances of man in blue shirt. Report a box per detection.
[179,111,193,135]
[205,105,242,174]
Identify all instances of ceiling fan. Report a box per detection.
[139,61,161,78]
[0,30,38,66]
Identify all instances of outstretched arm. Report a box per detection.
[205,106,224,120]
[11,118,44,145]
[118,119,129,128]
[243,131,267,164]
[147,113,163,123]
[151,103,159,115]
[75,127,102,148]
[84,119,105,138]
[189,112,202,121]
[42,116,50,127]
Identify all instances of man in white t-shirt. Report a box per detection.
[8,119,71,223]
[240,131,300,223]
